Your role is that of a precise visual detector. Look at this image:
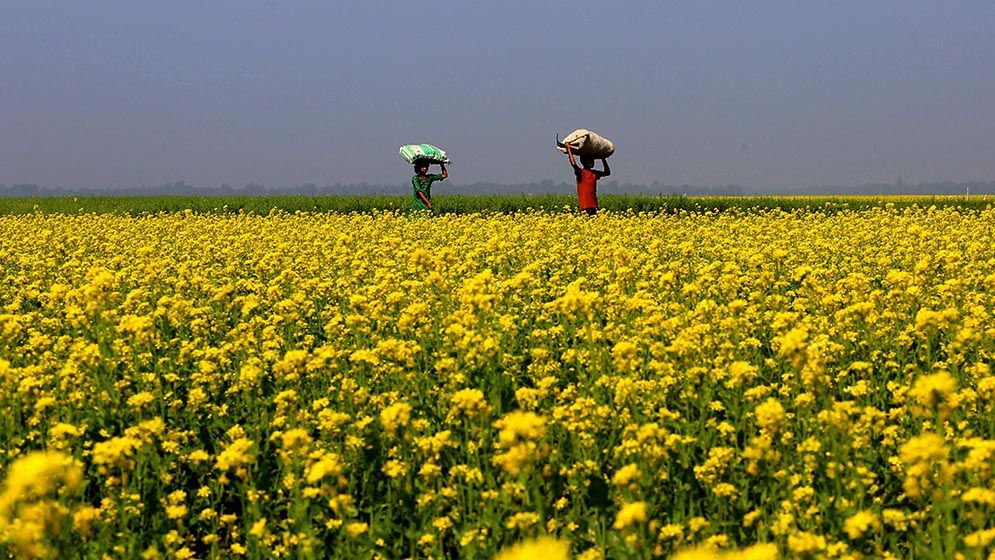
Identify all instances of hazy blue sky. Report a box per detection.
[3,1,994,189]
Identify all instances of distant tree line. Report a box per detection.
[2,179,994,198]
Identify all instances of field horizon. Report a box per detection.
[1,193,993,216]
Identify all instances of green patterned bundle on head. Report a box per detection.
[399,144,451,164]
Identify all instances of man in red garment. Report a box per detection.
[564,143,611,215]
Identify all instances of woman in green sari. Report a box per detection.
[411,161,447,211]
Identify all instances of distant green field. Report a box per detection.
[0,193,992,215]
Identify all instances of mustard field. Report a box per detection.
[0,193,991,217]
[1,205,995,559]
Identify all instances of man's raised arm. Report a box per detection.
[565,143,579,169]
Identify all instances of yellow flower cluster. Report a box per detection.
[0,451,83,558]
[1,204,994,558]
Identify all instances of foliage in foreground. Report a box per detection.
[1,207,994,558]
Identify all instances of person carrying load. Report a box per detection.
[399,144,451,212]
[557,129,613,215]
[411,160,447,211]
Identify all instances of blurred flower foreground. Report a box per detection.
[1,205,994,558]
